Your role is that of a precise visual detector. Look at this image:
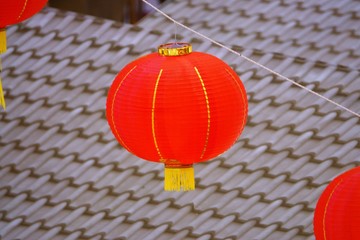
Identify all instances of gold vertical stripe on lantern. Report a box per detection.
[18,0,29,20]
[111,65,138,152]
[194,67,211,159]
[0,29,6,54]
[164,165,195,191]
[152,69,164,160]
[225,68,247,131]
[322,179,343,240]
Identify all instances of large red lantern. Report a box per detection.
[0,0,48,109]
[314,166,360,239]
[106,43,248,191]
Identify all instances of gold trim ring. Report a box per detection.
[158,42,192,56]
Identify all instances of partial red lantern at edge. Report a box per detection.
[314,166,360,240]
[106,43,248,191]
[0,0,48,110]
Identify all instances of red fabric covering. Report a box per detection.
[107,51,248,165]
[314,166,360,240]
[0,0,47,28]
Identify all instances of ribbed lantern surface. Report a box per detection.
[314,166,360,239]
[106,43,248,191]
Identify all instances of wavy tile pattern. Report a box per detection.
[0,0,359,239]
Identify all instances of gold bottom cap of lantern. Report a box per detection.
[0,28,6,54]
[164,164,195,191]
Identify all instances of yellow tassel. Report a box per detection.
[164,165,195,191]
[0,58,6,110]
[0,76,5,110]
[0,29,6,110]
[0,29,6,54]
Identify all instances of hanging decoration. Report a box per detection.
[106,43,248,191]
[0,0,48,109]
[314,166,360,239]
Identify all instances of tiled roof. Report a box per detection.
[0,0,359,239]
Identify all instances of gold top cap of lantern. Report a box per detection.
[158,42,192,56]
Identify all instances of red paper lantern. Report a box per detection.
[314,166,360,239]
[0,0,48,109]
[106,43,247,191]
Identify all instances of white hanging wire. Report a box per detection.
[174,21,177,43]
[142,0,360,118]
